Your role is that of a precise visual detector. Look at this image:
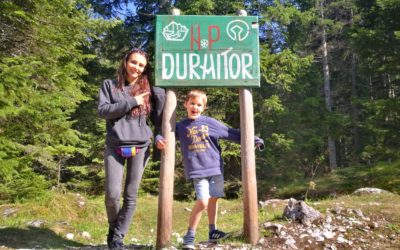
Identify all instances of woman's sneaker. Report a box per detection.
[182,234,195,249]
[107,228,114,248]
[208,229,229,242]
[109,231,124,250]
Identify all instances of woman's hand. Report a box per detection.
[134,92,150,105]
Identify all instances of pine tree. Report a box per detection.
[0,0,114,201]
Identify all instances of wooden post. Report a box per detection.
[239,88,259,245]
[156,89,177,249]
[156,8,179,249]
[237,10,258,244]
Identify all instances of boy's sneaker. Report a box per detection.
[208,229,229,242]
[182,234,195,249]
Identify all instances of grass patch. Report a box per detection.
[1,191,400,249]
[0,191,247,248]
[1,160,399,248]
[266,160,400,199]
[309,192,400,222]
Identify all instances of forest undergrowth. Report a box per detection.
[0,161,399,249]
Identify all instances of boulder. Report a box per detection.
[353,188,390,195]
[283,198,321,226]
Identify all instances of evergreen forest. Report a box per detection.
[1,0,399,204]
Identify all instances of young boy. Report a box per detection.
[156,89,264,249]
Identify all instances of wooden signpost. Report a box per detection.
[155,11,260,249]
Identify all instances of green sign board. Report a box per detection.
[155,15,260,87]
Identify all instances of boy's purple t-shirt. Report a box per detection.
[176,115,240,180]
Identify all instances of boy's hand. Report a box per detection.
[156,138,166,150]
[255,142,265,151]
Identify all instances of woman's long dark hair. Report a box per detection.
[117,49,151,117]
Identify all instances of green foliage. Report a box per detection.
[0,0,114,202]
[0,157,49,203]
[260,48,313,91]
[361,99,400,161]
[175,0,245,15]
[267,160,400,199]
[1,0,399,204]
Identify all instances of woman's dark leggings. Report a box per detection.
[104,145,150,235]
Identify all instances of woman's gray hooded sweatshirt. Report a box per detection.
[98,79,165,148]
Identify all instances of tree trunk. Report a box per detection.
[57,160,61,189]
[319,0,337,170]
[351,51,361,157]
[350,9,361,160]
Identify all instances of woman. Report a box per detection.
[98,48,165,249]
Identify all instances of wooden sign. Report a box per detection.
[155,15,260,87]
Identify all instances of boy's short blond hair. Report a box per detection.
[185,89,207,107]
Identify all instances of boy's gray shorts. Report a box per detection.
[193,175,224,200]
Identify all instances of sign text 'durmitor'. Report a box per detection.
[155,15,260,87]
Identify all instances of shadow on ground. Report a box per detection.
[0,226,84,249]
[0,227,153,249]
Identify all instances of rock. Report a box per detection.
[353,209,364,218]
[81,231,91,239]
[283,198,321,226]
[263,222,283,233]
[324,244,337,250]
[66,233,74,240]
[331,206,343,214]
[300,234,309,239]
[353,188,389,195]
[368,202,381,206]
[368,222,378,229]
[322,230,335,239]
[26,220,45,228]
[309,228,325,241]
[3,208,19,217]
[284,236,296,245]
[57,221,70,226]
[325,214,333,224]
[78,201,85,208]
[346,208,354,215]
[259,199,287,208]
[337,236,348,244]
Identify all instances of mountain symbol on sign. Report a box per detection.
[162,21,189,41]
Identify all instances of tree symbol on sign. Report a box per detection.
[226,20,250,42]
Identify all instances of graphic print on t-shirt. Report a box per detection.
[187,125,210,152]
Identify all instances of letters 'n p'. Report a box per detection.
[208,25,220,50]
